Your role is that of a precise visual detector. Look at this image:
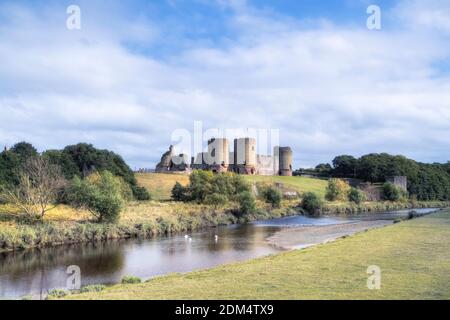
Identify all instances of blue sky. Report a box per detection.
[1,0,450,169]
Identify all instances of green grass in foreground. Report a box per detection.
[65,209,450,300]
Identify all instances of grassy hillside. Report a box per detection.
[136,173,189,201]
[136,173,328,201]
[243,175,328,198]
[64,210,450,300]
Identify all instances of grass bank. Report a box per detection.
[323,200,450,215]
[0,200,297,253]
[63,209,450,300]
[1,172,448,253]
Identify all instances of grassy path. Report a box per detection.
[66,209,450,300]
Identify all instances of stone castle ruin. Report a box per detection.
[155,138,293,176]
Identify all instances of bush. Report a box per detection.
[47,289,69,298]
[382,182,408,201]
[171,182,188,201]
[348,187,365,204]
[204,193,228,208]
[67,171,124,223]
[301,192,323,215]
[325,178,351,201]
[121,276,142,284]
[133,186,151,201]
[237,191,256,215]
[80,284,106,293]
[261,185,282,208]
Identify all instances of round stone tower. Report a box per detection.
[278,147,293,176]
[206,138,229,172]
[234,138,257,174]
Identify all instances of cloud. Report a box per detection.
[0,0,450,170]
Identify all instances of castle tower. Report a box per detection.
[233,138,257,175]
[206,138,229,173]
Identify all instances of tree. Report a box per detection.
[261,185,282,208]
[42,150,79,180]
[301,192,323,215]
[0,157,66,219]
[332,155,357,177]
[348,187,365,204]
[0,150,21,187]
[10,142,38,161]
[171,182,188,201]
[314,163,332,177]
[67,171,124,223]
[325,178,351,201]
[205,193,228,208]
[133,186,151,201]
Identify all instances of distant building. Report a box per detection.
[387,176,408,192]
[155,137,293,176]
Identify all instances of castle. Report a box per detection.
[155,137,293,176]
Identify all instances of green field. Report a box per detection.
[137,173,328,201]
[243,175,328,198]
[136,173,189,201]
[65,209,450,300]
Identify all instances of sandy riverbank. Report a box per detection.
[267,220,393,250]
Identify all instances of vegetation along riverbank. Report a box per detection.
[1,142,449,253]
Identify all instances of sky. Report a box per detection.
[1,0,450,169]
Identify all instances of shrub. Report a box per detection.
[204,193,228,208]
[171,182,188,201]
[261,185,282,208]
[237,191,256,215]
[325,178,351,201]
[47,289,69,298]
[348,187,365,204]
[80,284,106,293]
[301,192,324,215]
[133,186,151,201]
[382,182,408,201]
[121,276,142,284]
[67,171,124,223]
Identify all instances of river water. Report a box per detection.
[0,208,437,299]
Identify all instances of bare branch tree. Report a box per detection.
[0,157,67,219]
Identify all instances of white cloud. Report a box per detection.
[1,1,450,169]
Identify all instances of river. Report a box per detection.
[0,208,437,299]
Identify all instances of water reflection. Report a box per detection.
[0,208,438,298]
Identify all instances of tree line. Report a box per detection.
[295,153,450,201]
[0,142,150,222]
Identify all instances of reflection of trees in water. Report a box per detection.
[201,225,274,252]
[0,240,126,282]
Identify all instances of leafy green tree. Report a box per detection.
[43,150,79,180]
[237,191,256,215]
[205,193,228,208]
[332,155,357,177]
[10,142,38,161]
[188,170,214,203]
[67,171,124,223]
[301,192,323,215]
[314,163,332,177]
[133,186,151,201]
[171,182,188,201]
[0,150,20,187]
[348,187,365,204]
[261,185,282,208]
[325,178,351,201]
[382,182,407,201]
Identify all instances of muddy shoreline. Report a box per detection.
[267,220,393,250]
